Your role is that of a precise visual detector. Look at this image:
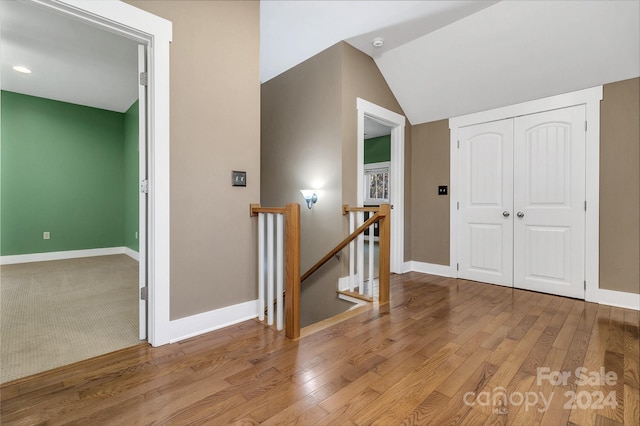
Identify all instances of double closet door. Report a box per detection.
[458,105,586,299]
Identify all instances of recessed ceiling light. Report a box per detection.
[372,38,384,48]
[13,66,32,74]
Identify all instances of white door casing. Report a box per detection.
[357,98,405,273]
[451,86,602,303]
[449,87,606,301]
[458,119,514,287]
[137,44,148,340]
[513,106,586,299]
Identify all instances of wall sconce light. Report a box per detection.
[300,190,318,209]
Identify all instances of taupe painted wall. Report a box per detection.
[410,120,450,265]
[410,77,640,295]
[126,1,261,319]
[600,77,640,294]
[340,43,412,261]
[261,42,411,326]
[261,44,351,327]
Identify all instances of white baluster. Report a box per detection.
[368,219,375,298]
[276,213,284,331]
[357,211,364,295]
[267,213,274,326]
[349,211,355,292]
[258,213,265,321]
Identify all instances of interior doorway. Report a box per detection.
[0,0,147,382]
[357,98,406,273]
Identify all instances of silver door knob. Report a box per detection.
[517,211,525,218]
[502,211,510,217]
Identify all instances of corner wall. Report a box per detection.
[410,120,450,266]
[126,0,261,320]
[1,91,125,256]
[599,77,640,294]
[261,44,352,326]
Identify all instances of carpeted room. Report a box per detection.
[0,90,142,383]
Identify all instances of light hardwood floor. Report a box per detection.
[1,272,638,425]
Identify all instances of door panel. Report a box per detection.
[513,106,585,298]
[459,119,514,286]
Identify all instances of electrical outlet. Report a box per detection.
[438,186,448,195]
[43,231,50,240]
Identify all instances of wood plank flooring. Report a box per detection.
[1,272,638,425]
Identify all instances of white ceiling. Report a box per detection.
[364,117,391,139]
[375,0,640,124]
[260,0,499,83]
[2,0,638,123]
[0,0,138,113]
[263,0,640,124]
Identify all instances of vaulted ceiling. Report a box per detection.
[1,0,638,123]
[263,0,640,124]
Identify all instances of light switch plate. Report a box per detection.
[232,171,247,187]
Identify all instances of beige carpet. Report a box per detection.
[0,254,141,383]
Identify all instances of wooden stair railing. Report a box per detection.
[251,203,390,340]
[302,204,391,304]
[250,203,300,339]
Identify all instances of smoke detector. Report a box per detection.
[372,38,384,48]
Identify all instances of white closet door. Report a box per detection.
[458,119,514,287]
[513,105,586,299]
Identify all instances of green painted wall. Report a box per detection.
[364,134,390,164]
[1,91,125,256]
[123,101,139,252]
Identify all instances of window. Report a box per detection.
[364,161,390,204]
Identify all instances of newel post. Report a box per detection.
[378,203,391,304]
[284,203,301,339]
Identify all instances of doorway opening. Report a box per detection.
[357,98,405,273]
[2,1,170,381]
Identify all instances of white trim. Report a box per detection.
[357,98,405,273]
[405,261,451,277]
[137,44,148,340]
[338,274,363,291]
[449,87,603,128]
[169,300,259,343]
[364,161,391,171]
[449,123,460,279]
[337,293,368,308]
[29,0,173,346]
[449,86,603,299]
[1,247,128,265]
[586,288,640,311]
[124,247,140,261]
[364,161,391,204]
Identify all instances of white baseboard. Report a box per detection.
[169,299,259,343]
[404,261,638,311]
[587,288,640,311]
[404,261,451,277]
[124,247,140,261]
[0,247,133,265]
